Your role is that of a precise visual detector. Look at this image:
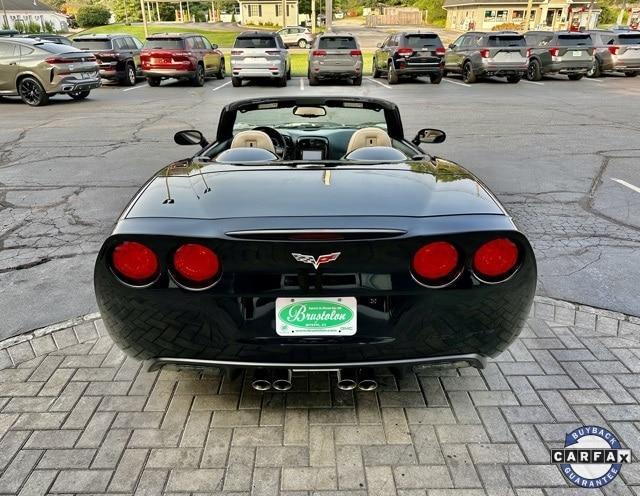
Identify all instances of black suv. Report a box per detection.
[372,31,445,84]
[73,34,143,86]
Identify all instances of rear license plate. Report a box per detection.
[572,51,582,56]
[275,297,357,336]
[80,72,95,79]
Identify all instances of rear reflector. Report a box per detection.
[473,238,519,281]
[111,241,159,285]
[173,243,220,286]
[412,241,459,284]
[350,50,362,56]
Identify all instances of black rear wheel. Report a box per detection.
[462,61,476,84]
[353,75,362,86]
[192,64,205,87]
[567,73,583,81]
[231,76,242,87]
[122,63,136,86]
[216,59,226,79]
[387,62,399,84]
[506,74,521,83]
[147,77,161,87]
[527,59,542,81]
[430,73,443,84]
[69,90,90,100]
[372,58,381,78]
[625,71,638,77]
[587,59,601,78]
[18,76,49,106]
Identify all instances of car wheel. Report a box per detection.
[147,77,161,87]
[18,76,49,106]
[567,73,583,81]
[387,62,399,84]
[462,61,476,84]
[278,73,287,87]
[216,59,226,79]
[506,75,521,83]
[298,39,308,48]
[287,66,291,80]
[372,58,381,78]
[526,59,542,81]
[231,76,242,87]
[625,71,638,77]
[430,73,443,84]
[69,90,90,100]
[122,63,136,86]
[353,75,362,86]
[192,64,205,87]
[442,69,448,78]
[587,59,601,78]
[308,73,319,85]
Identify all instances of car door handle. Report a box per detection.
[9,62,17,65]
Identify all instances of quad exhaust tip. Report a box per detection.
[251,369,272,391]
[272,369,293,391]
[337,368,378,391]
[357,368,378,391]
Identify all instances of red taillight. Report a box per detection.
[44,57,70,65]
[111,241,159,285]
[397,48,413,56]
[608,46,619,55]
[548,47,560,57]
[173,243,220,286]
[526,48,532,57]
[350,49,362,56]
[480,49,490,58]
[412,241,459,283]
[312,50,327,57]
[473,238,519,280]
[436,47,446,55]
[231,50,244,55]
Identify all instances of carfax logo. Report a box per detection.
[551,426,631,488]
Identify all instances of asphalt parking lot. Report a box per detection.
[1,73,640,338]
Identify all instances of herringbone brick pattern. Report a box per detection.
[0,298,639,495]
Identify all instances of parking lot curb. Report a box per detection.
[1,297,638,371]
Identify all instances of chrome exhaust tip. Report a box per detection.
[357,368,378,391]
[336,369,358,391]
[251,369,272,391]
[272,369,293,391]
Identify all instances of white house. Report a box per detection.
[1,0,69,32]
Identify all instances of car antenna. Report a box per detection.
[163,171,174,204]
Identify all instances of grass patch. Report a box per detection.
[75,24,238,47]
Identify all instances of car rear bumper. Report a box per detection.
[548,61,592,73]
[55,77,101,93]
[480,64,527,76]
[99,68,121,79]
[394,61,443,76]
[232,67,285,78]
[142,69,195,78]
[312,65,361,78]
[611,62,640,71]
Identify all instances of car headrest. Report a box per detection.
[215,148,278,163]
[230,130,275,153]
[344,146,407,162]
[346,127,392,154]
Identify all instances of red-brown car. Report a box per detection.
[140,33,225,87]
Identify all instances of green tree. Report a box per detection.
[76,4,111,26]
[412,0,446,24]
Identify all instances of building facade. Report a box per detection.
[1,0,69,31]
[443,0,600,31]
[237,0,299,26]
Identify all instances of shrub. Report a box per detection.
[43,20,55,33]
[76,5,111,27]
[491,22,521,31]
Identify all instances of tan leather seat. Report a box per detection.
[346,127,392,154]
[230,130,275,153]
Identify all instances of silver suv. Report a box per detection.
[308,34,362,85]
[587,30,640,77]
[230,31,291,87]
[444,32,528,84]
[524,31,593,81]
[276,26,314,48]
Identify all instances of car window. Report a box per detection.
[0,41,17,57]
[557,34,591,46]
[234,36,277,48]
[451,35,464,47]
[39,42,81,53]
[131,37,143,49]
[144,38,185,49]
[618,33,640,45]
[404,34,442,48]
[73,39,112,50]
[318,36,357,49]
[19,45,34,56]
[201,37,212,49]
[459,36,471,47]
[482,35,525,47]
[185,37,197,49]
[113,38,127,50]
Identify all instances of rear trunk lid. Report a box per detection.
[141,38,188,68]
[40,46,98,75]
[614,33,640,65]
[552,34,593,61]
[314,36,360,66]
[232,36,283,68]
[401,34,444,64]
[481,35,528,61]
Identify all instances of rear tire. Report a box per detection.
[278,73,287,87]
[462,61,476,84]
[587,58,601,78]
[298,39,308,48]
[69,90,90,100]
[18,76,49,106]
[287,66,291,80]
[625,71,638,77]
[308,72,319,85]
[122,63,137,86]
[526,59,542,81]
[506,75,521,83]
[387,62,399,84]
[231,76,242,87]
[567,73,583,81]
[430,73,443,84]
[147,77,161,87]
[372,58,381,78]
[216,59,226,79]
[353,75,362,85]
[192,64,205,87]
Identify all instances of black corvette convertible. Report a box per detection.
[95,96,536,391]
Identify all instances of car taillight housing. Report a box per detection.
[397,48,413,56]
[436,46,446,55]
[608,46,619,55]
[44,56,70,65]
[172,243,221,289]
[111,241,159,286]
[312,50,327,57]
[412,241,460,286]
[472,238,519,282]
[526,48,532,57]
[350,49,362,56]
[480,49,490,58]
[548,47,560,57]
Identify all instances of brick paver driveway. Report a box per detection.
[0,297,639,495]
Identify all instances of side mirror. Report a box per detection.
[376,42,382,48]
[448,44,455,49]
[211,43,218,49]
[413,128,446,145]
[174,130,208,147]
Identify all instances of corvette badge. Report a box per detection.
[292,252,341,270]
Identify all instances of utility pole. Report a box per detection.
[140,0,148,37]
[325,0,332,31]
[282,0,286,28]
[1,0,9,29]
[523,0,534,29]
[311,0,316,33]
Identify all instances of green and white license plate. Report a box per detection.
[275,297,357,336]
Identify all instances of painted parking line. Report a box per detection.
[365,77,392,89]
[443,78,471,88]
[122,84,148,92]
[212,81,232,92]
[611,178,640,194]
[300,78,305,91]
[522,80,544,86]
[583,78,604,83]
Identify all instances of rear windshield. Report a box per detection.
[318,36,357,49]
[234,36,277,49]
[618,34,640,45]
[483,35,525,47]
[39,42,81,54]
[404,34,442,48]
[558,34,592,46]
[143,38,185,49]
[73,39,111,50]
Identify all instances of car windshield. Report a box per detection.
[143,38,185,49]
[558,34,592,45]
[233,105,387,132]
[73,39,111,50]
[618,34,640,45]
[405,34,441,48]
[483,35,525,47]
[318,37,357,49]
[234,36,277,48]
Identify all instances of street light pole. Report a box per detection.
[311,0,316,33]
[281,0,286,28]
[140,0,148,37]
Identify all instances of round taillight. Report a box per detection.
[111,241,159,285]
[172,243,220,287]
[412,241,459,283]
[473,238,519,280]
